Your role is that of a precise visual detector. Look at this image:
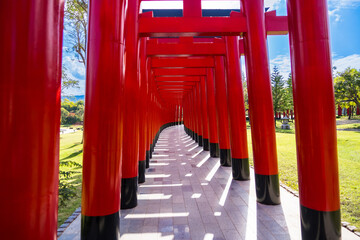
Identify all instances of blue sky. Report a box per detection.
[62,0,360,95]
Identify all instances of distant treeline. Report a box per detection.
[61,99,84,125]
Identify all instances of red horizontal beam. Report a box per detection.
[147,41,226,56]
[151,57,215,68]
[147,38,244,57]
[156,76,200,82]
[139,14,247,37]
[139,11,288,37]
[153,68,207,76]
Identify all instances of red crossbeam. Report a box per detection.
[153,68,207,76]
[139,11,287,37]
[151,57,215,68]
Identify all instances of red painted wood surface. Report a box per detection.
[82,0,125,216]
[288,0,340,211]
[0,1,64,238]
[225,36,249,159]
[242,0,279,175]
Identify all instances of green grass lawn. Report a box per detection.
[247,123,360,229]
[58,131,83,226]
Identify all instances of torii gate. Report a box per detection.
[0,0,340,240]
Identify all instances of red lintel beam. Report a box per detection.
[139,14,247,37]
[147,41,226,56]
[156,76,200,82]
[156,82,197,86]
[265,11,288,35]
[153,68,207,76]
[139,11,288,37]
[151,57,215,68]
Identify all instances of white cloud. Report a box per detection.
[270,54,291,77]
[332,54,360,72]
[328,0,360,22]
[264,0,282,10]
[62,55,86,95]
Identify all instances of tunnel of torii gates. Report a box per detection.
[0,0,341,239]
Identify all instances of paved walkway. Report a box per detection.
[59,125,358,240]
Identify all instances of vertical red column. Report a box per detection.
[81,0,124,238]
[357,107,360,115]
[196,82,204,147]
[0,1,64,239]
[138,37,148,184]
[287,0,341,238]
[206,68,220,157]
[225,36,250,180]
[241,0,280,204]
[214,56,232,166]
[121,0,140,209]
[145,58,152,168]
[191,91,199,142]
[200,77,210,151]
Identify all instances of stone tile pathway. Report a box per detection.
[59,125,358,240]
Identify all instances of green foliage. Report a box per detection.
[271,66,287,114]
[60,100,84,124]
[58,132,83,226]
[58,181,76,207]
[64,0,88,65]
[334,68,360,119]
[61,107,69,123]
[242,72,249,111]
[59,160,82,168]
[283,73,294,111]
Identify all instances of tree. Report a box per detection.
[242,71,249,111]
[64,0,88,66]
[271,66,286,120]
[62,67,79,93]
[334,68,360,119]
[61,108,69,124]
[283,73,294,111]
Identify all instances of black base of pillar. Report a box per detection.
[220,149,231,167]
[145,151,150,168]
[138,160,146,184]
[255,173,280,205]
[195,133,199,143]
[81,211,120,240]
[121,177,138,209]
[198,135,203,147]
[210,142,220,158]
[149,144,153,158]
[232,158,250,180]
[203,138,209,151]
[300,205,341,240]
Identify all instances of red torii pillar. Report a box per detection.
[241,0,280,204]
[225,36,250,180]
[145,58,152,168]
[214,56,232,167]
[196,82,204,147]
[206,69,221,157]
[0,1,64,239]
[200,77,210,151]
[138,37,148,183]
[288,0,341,238]
[121,0,140,209]
[81,0,125,238]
